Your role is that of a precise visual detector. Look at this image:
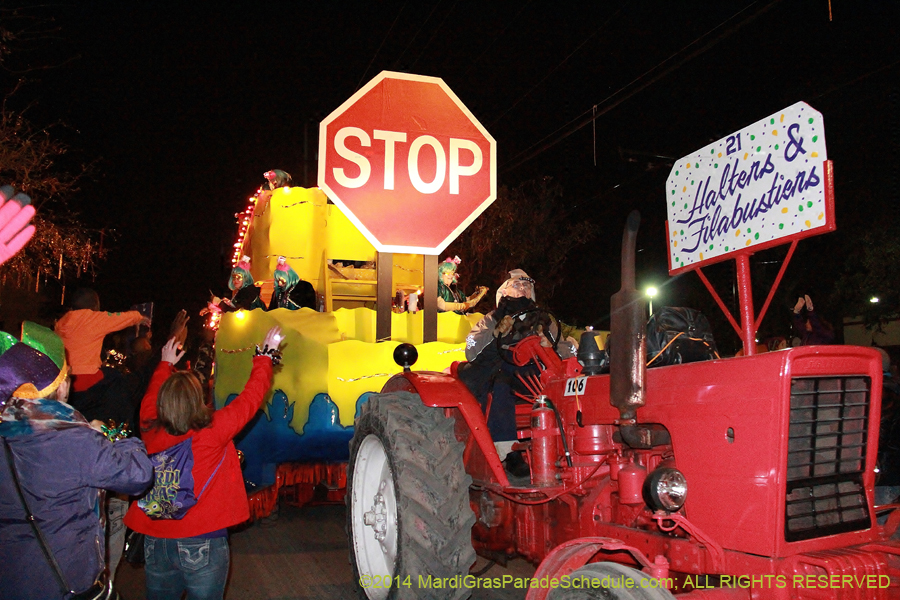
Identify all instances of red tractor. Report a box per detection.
[346,212,900,599]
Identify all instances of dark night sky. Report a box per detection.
[4,1,899,347]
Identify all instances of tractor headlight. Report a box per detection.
[644,468,687,512]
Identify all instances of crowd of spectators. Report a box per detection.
[0,186,284,599]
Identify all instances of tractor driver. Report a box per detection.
[459,270,574,477]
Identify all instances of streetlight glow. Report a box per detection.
[646,286,658,315]
[870,297,880,304]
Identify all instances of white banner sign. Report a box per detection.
[666,102,831,274]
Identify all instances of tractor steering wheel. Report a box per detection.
[494,306,561,364]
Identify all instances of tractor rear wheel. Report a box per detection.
[547,562,675,600]
[347,391,476,600]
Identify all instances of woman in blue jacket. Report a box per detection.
[0,322,153,600]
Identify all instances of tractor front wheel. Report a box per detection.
[347,391,476,600]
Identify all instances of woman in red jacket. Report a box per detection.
[125,326,281,600]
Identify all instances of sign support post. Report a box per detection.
[735,253,757,355]
[423,255,438,342]
[377,252,392,342]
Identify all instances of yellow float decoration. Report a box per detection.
[213,186,480,505]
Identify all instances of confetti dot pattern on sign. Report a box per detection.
[665,102,827,272]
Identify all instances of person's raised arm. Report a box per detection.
[139,337,185,427]
[206,327,281,445]
[168,309,189,348]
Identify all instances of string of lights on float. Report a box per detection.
[232,187,263,267]
[210,184,303,329]
[202,186,266,331]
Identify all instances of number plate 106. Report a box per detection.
[564,376,587,396]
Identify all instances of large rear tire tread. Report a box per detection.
[546,562,676,600]
[348,391,476,600]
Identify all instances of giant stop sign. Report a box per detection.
[318,71,496,254]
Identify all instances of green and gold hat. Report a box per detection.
[0,322,68,402]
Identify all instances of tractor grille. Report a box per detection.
[785,376,871,542]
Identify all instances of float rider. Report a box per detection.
[436,256,488,314]
[201,255,265,316]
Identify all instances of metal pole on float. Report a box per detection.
[423,255,438,343]
[376,252,392,342]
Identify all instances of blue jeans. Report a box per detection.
[144,535,230,600]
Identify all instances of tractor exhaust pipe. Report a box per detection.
[609,210,649,449]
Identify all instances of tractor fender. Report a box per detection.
[382,370,509,486]
[527,537,670,600]
[382,370,478,408]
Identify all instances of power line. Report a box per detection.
[409,0,461,72]
[811,57,900,103]
[459,0,535,80]
[391,1,442,71]
[355,1,409,91]
[488,2,630,129]
[501,0,784,174]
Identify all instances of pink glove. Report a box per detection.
[0,186,36,266]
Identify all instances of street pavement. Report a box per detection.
[115,503,536,599]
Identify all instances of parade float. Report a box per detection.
[212,184,485,517]
[213,71,499,518]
